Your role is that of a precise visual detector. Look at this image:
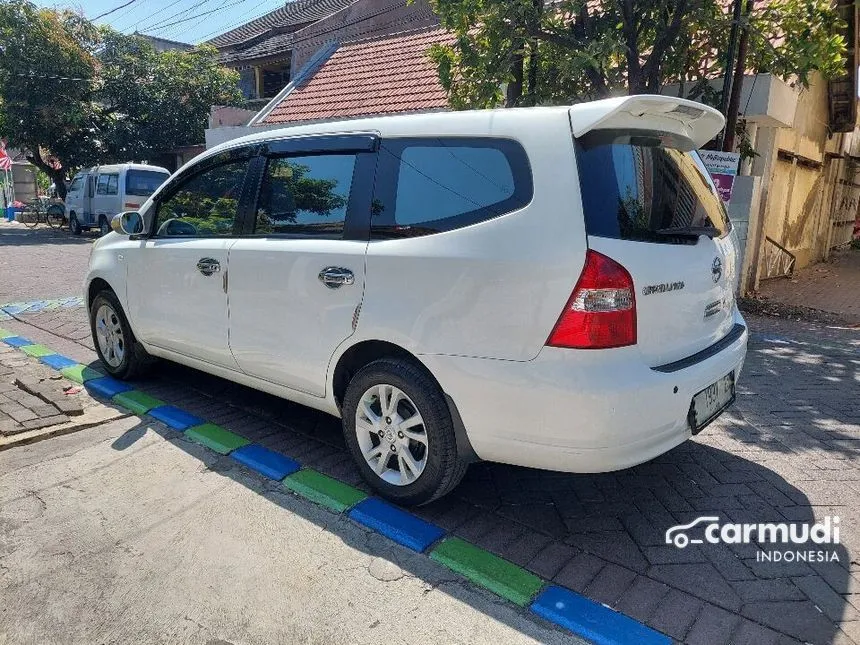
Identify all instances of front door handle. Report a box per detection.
[197,257,221,276]
[318,266,354,289]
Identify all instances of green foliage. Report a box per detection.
[425,0,848,109]
[257,159,348,232]
[0,0,242,195]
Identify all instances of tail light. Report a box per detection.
[547,250,637,349]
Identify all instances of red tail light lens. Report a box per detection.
[547,250,637,349]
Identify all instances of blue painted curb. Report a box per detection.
[530,586,671,645]
[39,354,80,370]
[349,497,445,553]
[149,405,205,431]
[85,376,134,398]
[2,336,35,347]
[231,444,301,480]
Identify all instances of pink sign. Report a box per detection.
[710,173,735,203]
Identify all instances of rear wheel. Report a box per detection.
[46,206,65,229]
[342,358,467,505]
[69,213,82,236]
[98,216,110,237]
[89,290,154,379]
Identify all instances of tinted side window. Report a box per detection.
[96,174,110,195]
[106,174,118,195]
[155,160,248,237]
[254,154,356,237]
[69,177,83,192]
[372,137,532,238]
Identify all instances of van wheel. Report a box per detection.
[98,216,110,237]
[342,358,467,506]
[89,290,154,380]
[69,214,82,236]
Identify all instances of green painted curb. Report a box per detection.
[283,469,367,513]
[60,364,103,384]
[20,344,54,357]
[0,328,13,338]
[430,537,543,607]
[112,390,165,415]
[185,423,250,455]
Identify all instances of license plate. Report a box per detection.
[688,371,735,433]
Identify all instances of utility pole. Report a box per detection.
[718,0,744,148]
[723,0,754,151]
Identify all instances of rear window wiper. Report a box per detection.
[654,226,721,238]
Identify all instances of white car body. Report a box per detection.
[86,95,747,490]
[66,163,170,233]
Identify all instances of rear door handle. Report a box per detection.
[197,257,221,276]
[318,267,354,289]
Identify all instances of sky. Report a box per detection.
[30,0,287,44]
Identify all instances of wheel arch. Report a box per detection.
[330,339,478,463]
[87,277,114,310]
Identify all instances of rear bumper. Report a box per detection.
[421,310,748,473]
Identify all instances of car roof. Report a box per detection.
[78,163,170,175]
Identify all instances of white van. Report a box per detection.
[86,96,747,505]
[65,164,170,236]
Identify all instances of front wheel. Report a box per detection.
[99,216,110,237]
[69,214,82,236]
[89,290,153,379]
[342,358,467,505]
[46,206,65,229]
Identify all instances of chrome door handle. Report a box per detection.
[197,257,221,276]
[318,267,354,289]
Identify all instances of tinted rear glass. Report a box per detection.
[575,131,730,244]
[126,169,168,197]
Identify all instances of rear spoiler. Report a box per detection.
[569,95,725,149]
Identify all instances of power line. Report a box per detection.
[141,0,256,37]
[136,0,213,33]
[194,0,285,42]
[91,0,138,21]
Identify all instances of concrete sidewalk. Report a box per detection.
[756,246,860,325]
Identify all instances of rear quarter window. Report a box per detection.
[575,131,731,244]
[371,137,532,238]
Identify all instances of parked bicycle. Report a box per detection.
[19,197,66,229]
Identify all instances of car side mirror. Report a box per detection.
[111,211,143,236]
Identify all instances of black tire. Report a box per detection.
[342,357,467,505]
[89,289,154,379]
[46,206,65,229]
[99,216,110,236]
[69,213,82,236]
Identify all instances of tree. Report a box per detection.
[426,0,847,111]
[0,1,241,198]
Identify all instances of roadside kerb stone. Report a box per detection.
[185,422,250,455]
[283,468,367,512]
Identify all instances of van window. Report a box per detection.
[126,170,168,197]
[255,154,356,237]
[96,174,118,196]
[68,176,83,193]
[372,137,532,238]
[575,130,731,244]
[155,159,248,237]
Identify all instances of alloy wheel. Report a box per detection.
[354,384,428,486]
[94,303,125,367]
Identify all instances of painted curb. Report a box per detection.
[3,336,673,645]
[2,336,35,348]
[60,364,103,384]
[112,390,165,415]
[85,376,134,398]
[185,422,250,455]
[148,405,205,431]
[283,469,367,513]
[20,344,54,357]
[531,586,671,645]
[39,354,80,370]
[231,444,301,480]
[430,537,543,607]
[349,497,445,553]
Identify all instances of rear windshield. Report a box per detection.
[575,130,731,244]
[126,169,168,197]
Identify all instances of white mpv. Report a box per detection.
[86,95,748,505]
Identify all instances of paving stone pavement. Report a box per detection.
[3,305,859,645]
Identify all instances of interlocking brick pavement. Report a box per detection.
[3,306,859,644]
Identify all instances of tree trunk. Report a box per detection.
[26,149,67,200]
[506,42,525,107]
[723,0,754,152]
[526,40,539,105]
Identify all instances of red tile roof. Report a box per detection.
[259,27,452,125]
